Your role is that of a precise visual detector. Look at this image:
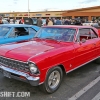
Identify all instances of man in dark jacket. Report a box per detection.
[64,19,70,25]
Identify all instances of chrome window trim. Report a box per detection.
[75,28,99,43]
[74,28,80,43]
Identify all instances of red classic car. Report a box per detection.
[0,25,100,93]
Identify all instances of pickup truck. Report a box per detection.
[0,25,100,93]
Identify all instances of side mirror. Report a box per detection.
[81,38,86,43]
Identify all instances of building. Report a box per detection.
[0,11,64,19]
[62,6,100,21]
[0,6,100,21]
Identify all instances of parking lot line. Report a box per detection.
[68,76,100,100]
[92,92,100,100]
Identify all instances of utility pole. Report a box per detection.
[28,0,30,18]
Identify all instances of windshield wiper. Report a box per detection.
[45,37,58,41]
[45,37,54,40]
[34,36,40,38]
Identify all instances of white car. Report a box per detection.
[82,21,99,27]
[2,19,9,24]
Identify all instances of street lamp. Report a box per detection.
[28,0,30,18]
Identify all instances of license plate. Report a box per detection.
[3,71,11,78]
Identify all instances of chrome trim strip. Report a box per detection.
[39,82,44,85]
[73,28,79,43]
[0,65,39,81]
[74,28,80,43]
[28,55,38,62]
[66,56,99,74]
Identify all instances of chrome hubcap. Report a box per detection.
[48,70,60,89]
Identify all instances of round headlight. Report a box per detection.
[29,63,38,74]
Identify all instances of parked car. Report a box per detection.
[82,21,99,27]
[0,25,100,93]
[2,20,9,24]
[24,18,38,25]
[0,24,40,44]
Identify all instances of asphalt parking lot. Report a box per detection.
[0,61,100,100]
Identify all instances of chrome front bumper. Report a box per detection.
[0,65,40,86]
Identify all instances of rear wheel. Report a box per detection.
[39,66,63,93]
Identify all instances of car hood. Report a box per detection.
[0,40,57,62]
[0,39,73,62]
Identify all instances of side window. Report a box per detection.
[14,27,29,36]
[77,29,91,42]
[28,28,36,35]
[90,29,98,38]
[8,28,16,38]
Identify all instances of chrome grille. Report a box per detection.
[0,56,29,72]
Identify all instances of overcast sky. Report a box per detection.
[0,0,100,12]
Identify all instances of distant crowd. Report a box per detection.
[0,16,100,27]
[36,17,100,27]
[36,17,83,27]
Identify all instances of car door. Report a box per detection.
[5,27,36,43]
[90,28,100,57]
[73,28,96,67]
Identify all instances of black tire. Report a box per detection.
[39,66,63,94]
[95,58,100,64]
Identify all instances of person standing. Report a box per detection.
[63,19,69,25]
[55,18,62,25]
[19,18,24,24]
[13,18,16,24]
[48,19,53,26]
[0,20,3,24]
[46,18,49,25]
[37,17,43,27]
[21,18,24,24]
[0,16,3,24]
[7,17,10,23]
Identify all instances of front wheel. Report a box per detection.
[95,57,100,64]
[39,66,63,93]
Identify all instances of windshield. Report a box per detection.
[0,26,10,36]
[35,27,76,42]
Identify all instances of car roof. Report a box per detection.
[0,24,34,27]
[42,25,93,29]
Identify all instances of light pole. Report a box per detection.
[28,0,30,18]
